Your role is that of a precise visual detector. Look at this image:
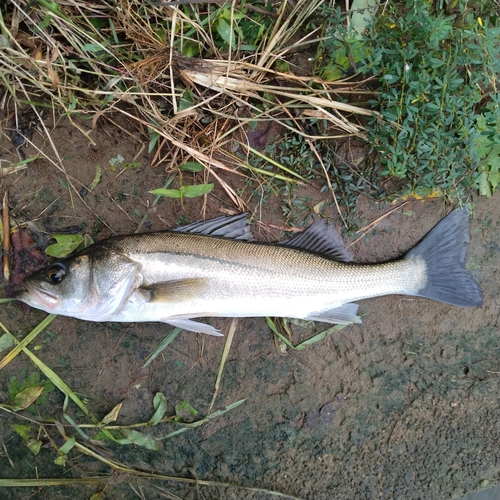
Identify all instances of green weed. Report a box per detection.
[0,317,249,492]
[313,0,500,203]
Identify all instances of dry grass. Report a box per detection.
[0,0,376,211]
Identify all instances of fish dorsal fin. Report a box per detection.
[173,213,254,241]
[139,278,209,303]
[280,220,353,262]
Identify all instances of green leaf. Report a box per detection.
[58,178,68,190]
[74,234,94,253]
[274,60,290,72]
[180,183,214,198]
[5,156,40,168]
[216,18,234,46]
[89,165,102,190]
[58,437,76,455]
[123,162,139,170]
[12,424,32,441]
[88,17,108,29]
[476,118,500,197]
[182,41,200,58]
[322,65,346,82]
[67,94,78,112]
[149,188,182,198]
[266,317,293,350]
[178,161,204,172]
[0,333,15,353]
[93,429,126,442]
[175,400,198,421]
[178,90,194,112]
[148,132,160,153]
[82,43,107,53]
[36,0,68,19]
[149,392,168,426]
[8,378,21,400]
[0,35,10,48]
[121,429,161,450]
[45,234,84,258]
[489,171,500,189]
[38,13,52,30]
[12,386,44,411]
[350,0,379,39]
[27,440,42,456]
[54,436,75,466]
[485,147,500,170]
[239,44,257,51]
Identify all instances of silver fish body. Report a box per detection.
[16,210,483,335]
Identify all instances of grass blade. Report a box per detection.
[208,318,237,413]
[160,399,246,440]
[143,328,182,368]
[0,315,57,369]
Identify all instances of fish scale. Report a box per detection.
[120,235,423,300]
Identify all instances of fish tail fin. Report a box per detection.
[405,209,483,307]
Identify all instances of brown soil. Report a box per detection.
[0,113,499,500]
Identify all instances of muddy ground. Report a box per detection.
[0,112,499,500]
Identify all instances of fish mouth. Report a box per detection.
[16,282,60,310]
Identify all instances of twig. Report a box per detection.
[2,191,10,282]
[306,139,348,229]
[0,438,15,469]
[348,201,410,247]
[208,318,237,413]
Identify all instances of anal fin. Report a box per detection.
[165,319,223,336]
[305,303,361,325]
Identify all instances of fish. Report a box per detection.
[16,209,483,336]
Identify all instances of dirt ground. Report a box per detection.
[0,112,499,500]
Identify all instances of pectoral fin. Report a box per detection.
[166,319,223,336]
[305,303,361,325]
[138,278,209,303]
[133,279,219,335]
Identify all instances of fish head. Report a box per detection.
[16,249,141,321]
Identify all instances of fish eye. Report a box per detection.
[46,263,66,284]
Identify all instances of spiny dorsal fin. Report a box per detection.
[280,220,353,262]
[139,278,209,303]
[173,213,254,241]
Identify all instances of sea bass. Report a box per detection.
[16,210,483,336]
